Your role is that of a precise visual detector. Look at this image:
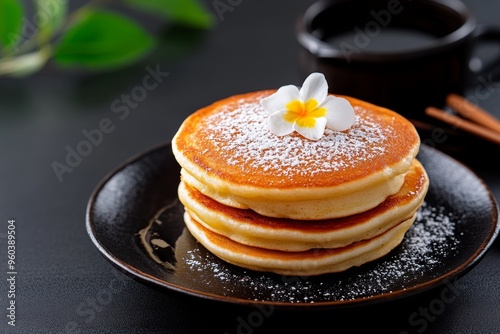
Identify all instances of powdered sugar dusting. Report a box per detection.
[179,202,459,302]
[143,201,461,304]
[200,97,391,177]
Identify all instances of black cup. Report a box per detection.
[296,0,500,121]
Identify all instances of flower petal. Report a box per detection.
[299,72,328,104]
[294,117,327,141]
[260,85,300,114]
[268,110,295,136]
[322,96,356,131]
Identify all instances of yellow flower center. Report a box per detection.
[284,99,326,128]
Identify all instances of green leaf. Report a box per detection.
[124,0,215,29]
[53,9,155,70]
[0,0,24,49]
[35,0,68,43]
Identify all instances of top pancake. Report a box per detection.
[172,90,420,201]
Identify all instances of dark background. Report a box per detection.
[1,0,499,333]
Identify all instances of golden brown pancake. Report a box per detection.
[172,89,427,275]
[179,159,428,252]
[180,168,406,220]
[172,90,420,219]
[183,211,416,276]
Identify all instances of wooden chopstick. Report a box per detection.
[425,106,500,145]
[446,93,500,133]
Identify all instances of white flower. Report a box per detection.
[260,72,356,140]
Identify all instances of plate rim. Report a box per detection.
[86,142,500,309]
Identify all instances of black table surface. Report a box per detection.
[1,0,500,333]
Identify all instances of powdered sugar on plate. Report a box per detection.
[141,201,461,304]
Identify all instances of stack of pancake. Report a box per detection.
[172,90,429,276]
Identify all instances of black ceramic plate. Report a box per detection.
[86,143,499,309]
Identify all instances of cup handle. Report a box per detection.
[469,24,500,80]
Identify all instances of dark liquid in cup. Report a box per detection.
[325,27,437,53]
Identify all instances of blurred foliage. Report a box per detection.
[0,0,215,77]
